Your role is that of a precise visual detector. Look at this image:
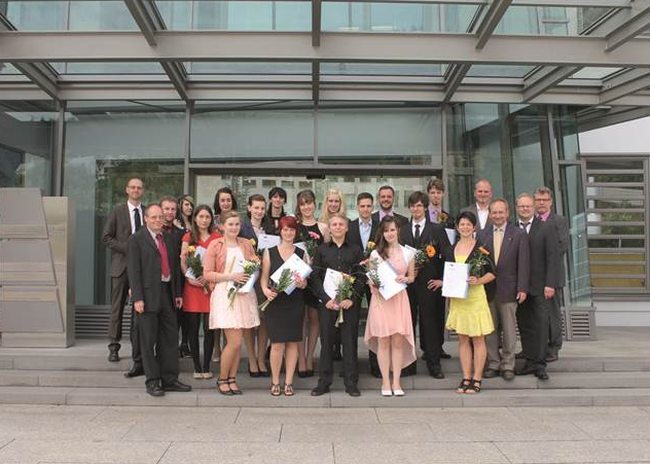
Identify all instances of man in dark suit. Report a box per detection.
[127,204,191,397]
[478,199,529,381]
[371,185,408,227]
[534,187,569,362]
[462,179,493,230]
[400,191,452,378]
[426,177,454,359]
[160,196,190,359]
[347,192,382,377]
[102,177,144,363]
[514,193,560,381]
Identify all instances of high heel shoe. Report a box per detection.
[381,388,393,397]
[217,378,232,395]
[392,387,405,396]
[228,377,242,395]
[248,366,260,378]
[270,383,281,397]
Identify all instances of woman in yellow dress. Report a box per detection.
[445,211,496,394]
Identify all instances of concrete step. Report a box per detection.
[1,384,650,408]
[0,369,649,391]
[2,353,649,374]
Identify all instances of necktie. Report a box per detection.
[133,208,142,232]
[414,223,421,246]
[520,221,530,233]
[494,228,503,265]
[156,234,171,280]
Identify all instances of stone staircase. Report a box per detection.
[2,334,650,408]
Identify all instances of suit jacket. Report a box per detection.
[545,212,569,288]
[127,228,182,313]
[527,217,561,296]
[400,218,452,284]
[103,203,140,277]
[477,222,529,304]
[346,217,379,253]
[428,207,455,229]
[371,211,408,228]
[462,204,493,230]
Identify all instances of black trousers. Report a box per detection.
[317,305,359,389]
[517,294,550,370]
[109,272,141,364]
[548,289,564,353]
[137,283,179,385]
[185,312,214,373]
[407,283,445,369]
[177,308,189,346]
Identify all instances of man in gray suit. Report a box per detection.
[102,177,144,363]
[478,199,529,381]
[127,204,191,397]
[462,179,493,230]
[534,187,569,362]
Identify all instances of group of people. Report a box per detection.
[102,176,568,397]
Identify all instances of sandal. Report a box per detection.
[228,377,242,395]
[284,384,294,397]
[456,378,471,394]
[217,378,232,395]
[270,383,281,397]
[465,379,482,394]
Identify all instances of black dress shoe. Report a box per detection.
[124,366,144,378]
[108,349,119,363]
[429,368,445,379]
[440,350,451,359]
[515,351,526,359]
[515,364,537,376]
[162,379,192,392]
[502,370,515,381]
[146,380,164,397]
[345,385,361,397]
[310,384,330,396]
[483,368,499,379]
[535,368,549,380]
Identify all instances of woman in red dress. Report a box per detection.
[180,205,221,379]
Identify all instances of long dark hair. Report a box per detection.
[375,216,401,260]
[177,194,194,230]
[295,189,316,223]
[213,187,238,216]
[189,204,215,246]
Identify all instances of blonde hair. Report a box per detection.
[320,188,347,224]
[219,210,240,224]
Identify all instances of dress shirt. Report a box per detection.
[427,205,441,223]
[476,203,489,230]
[310,240,366,304]
[379,209,395,221]
[127,201,143,234]
[147,227,171,282]
[538,211,551,222]
[518,218,532,234]
[359,218,372,250]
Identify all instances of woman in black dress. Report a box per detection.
[260,216,309,396]
[295,189,329,377]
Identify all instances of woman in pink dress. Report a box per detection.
[364,216,416,397]
[203,211,260,395]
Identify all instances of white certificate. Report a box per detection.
[257,233,281,251]
[376,260,407,301]
[442,262,469,299]
[270,253,313,295]
[402,244,417,263]
[445,228,457,245]
[294,241,307,253]
[323,268,344,300]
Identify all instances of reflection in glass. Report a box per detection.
[63,101,185,305]
[188,62,311,75]
[320,63,443,76]
[58,62,164,74]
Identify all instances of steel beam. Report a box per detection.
[475,0,513,50]
[123,0,163,46]
[2,32,650,66]
[443,63,471,102]
[523,66,581,101]
[600,68,650,103]
[11,63,59,99]
[312,0,322,47]
[312,62,321,103]
[578,105,650,132]
[605,1,650,51]
[161,61,189,101]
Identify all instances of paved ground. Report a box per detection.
[0,404,649,464]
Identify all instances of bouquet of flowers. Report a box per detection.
[227,259,261,309]
[249,238,263,258]
[363,240,376,260]
[185,245,209,293]
[334,273,356,327]
[258,268,297,312]
[414,243,437,266]
[467,246,491,277]
[364,257,382,289]
[304,230,321,258]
